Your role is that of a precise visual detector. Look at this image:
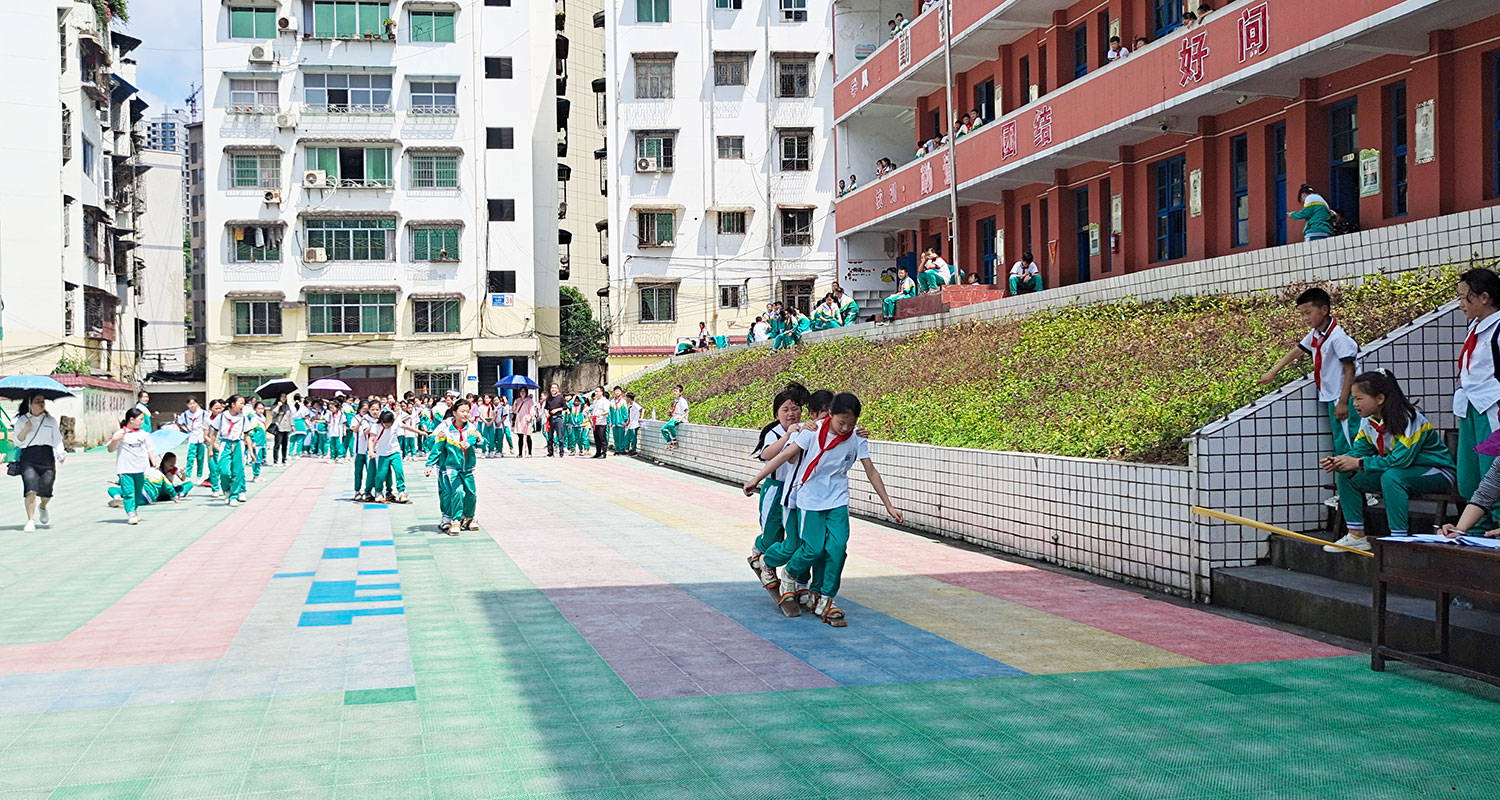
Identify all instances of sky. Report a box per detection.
[119,0,203,119]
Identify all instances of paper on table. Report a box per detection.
[1458,536,1500,549]
[1378,534,1500,548]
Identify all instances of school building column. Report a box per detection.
[1245,116,1272,251]
[1185,115,1218,262]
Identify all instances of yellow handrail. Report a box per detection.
[1191,505,1375,558]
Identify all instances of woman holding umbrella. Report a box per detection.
[13,393,67,531]
[511,387,537,457]
[269,394,294,465]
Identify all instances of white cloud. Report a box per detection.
[119,0,202,117]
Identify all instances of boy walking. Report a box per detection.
[624,392,643,455]
[1260,287,1359,454]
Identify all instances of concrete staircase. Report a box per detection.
[1212,509,1500,673]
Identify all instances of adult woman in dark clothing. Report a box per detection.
[269,393,294,464]
[14,393,66,531]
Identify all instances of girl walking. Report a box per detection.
[745,393,902,626]
[13,393,66,531]
[425,399,481,535]
[210,395,251,507]
[326,397,348,462]
[269,394,293,464]
[177,397,209,477]
[512,388,536,457]
[747,383,809,596]
[351,401,373,500]
[247,401,269,482]
[108,408,156,525]
[367,410,411,504]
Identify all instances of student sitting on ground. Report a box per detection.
[919,248,951,292]
[1008,251,1043,295]
[835,286,860,326]
[1321,370,1457,552]
[882,267,919,320]
[811,293,842,330]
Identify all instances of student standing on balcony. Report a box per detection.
[1453,268,1500,528]
[1258,287,1359,454]
[1107,36,1129,60]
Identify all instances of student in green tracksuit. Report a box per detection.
[426,400,480,535]
[326,399,347,462]
[571,396,591,454]
[205,399,225,496]
[747,383,808,588]
[210,394,251,507]
[247,401,269,481]
[312,405,329,457]
[608,386,629,454]
[662,385,688,447]
[835,287,860,326]
[882,267,918,320]
[624,393,643,455]
[1453,268,1500,532]
[1322,370,1456,552]
[367,410,411,504]
[134,391,154,432]
[351,401,373,500]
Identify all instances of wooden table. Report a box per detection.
[1372,539,1500,686]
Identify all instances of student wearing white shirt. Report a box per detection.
[177,398,209,479]
[624,392,644,455]
[588,388,611,459]
[350,402,374,500]
[108,407,156,524]
[13,394,67,531]
[661,385,689,448]
[1009,252,1043,295]
[1454,269,1500,526]
[366,410,411,503]
[1258,288,1359,454]
[134,390,154,433]
[746,384,809,600]
[745,393,901,626]
[1106,36,1129,60]
[210,395,251,506]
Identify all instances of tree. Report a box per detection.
[558,286,608,369]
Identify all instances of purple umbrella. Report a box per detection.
[307,378,352,393]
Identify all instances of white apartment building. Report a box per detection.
[200,0,560,400]
[602,0,837,378]
[136,148,189,373]
[558,0,606,302]
[0,1,178,383]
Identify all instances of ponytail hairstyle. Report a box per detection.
[1459,267,1500,311]
[1352,370,1416,436]
[752,382,812,456]
[121,407,144,428]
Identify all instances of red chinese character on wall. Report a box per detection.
[1178,31,1211,86]
[1000,120,1018,160]
[1032,105,1053,148]
[887,184,898,207]
[848,79,858,98]
[874,185,884,210]
[1238,2,1269,63]
[919,161,934,195]
[941,151,952,186]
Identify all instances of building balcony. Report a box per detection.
[835,0,1494,235]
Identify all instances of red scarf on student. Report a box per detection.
[1369,419,1388,456]
[799,418,851,487]
[1459,325,1479,377]
[1310,318,1336,391]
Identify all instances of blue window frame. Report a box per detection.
[1328,99,1360,230]
[1019,57,1031,104]
[1153,0,1179,38]
[1154,155,1186,262]
[1072,25,1088,79]
[1074,186,1091,283]
[974,79,994,121]
[1020,204,1033,256]
[1230,134,1249,247]
[978,216,998,283]
[1389,82,1407,217]
[1271,122,1287,246]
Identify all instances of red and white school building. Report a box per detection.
[831,0,1500,301]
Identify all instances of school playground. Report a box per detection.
[1,451,1497,799]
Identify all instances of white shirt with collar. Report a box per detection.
[1456,311,1500,417]
[1298,321,1360,403]
[787,420,870,512]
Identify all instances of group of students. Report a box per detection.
[742,382,902,627]
[1264,269,1500,552]
[106,394,265,524]
[744,287,862,349]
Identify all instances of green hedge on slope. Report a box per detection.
[627,269,1458,464]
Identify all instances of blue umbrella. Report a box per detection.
[494,374,539,390]
[0,375,76,400]
[148,428,188,453]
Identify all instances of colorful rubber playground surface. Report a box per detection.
[1,451,1498,799]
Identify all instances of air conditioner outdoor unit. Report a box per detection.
[302,169,329,188]
[636,156,658,172]
[304,247,327,263]
[248,44,273,63]
[278,15,297,32]
[263,189,282,204]
[274,111,298,128]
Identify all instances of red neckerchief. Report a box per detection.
[453,422,470,449]
[1369,419,1388,456]
[1310,318,1336,391]
[799,418,852,487]
[1459,322,1480,376]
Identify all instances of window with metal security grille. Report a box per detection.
[719,284,744,308]
[61,105,71,162]
[308,1,390,39]
[307,292,396,334]
[235,375,284,399]
[636,0,669,22]
[636,133,674,170]
[775,58,812,97]
[714,54,748,86]
[412,227,459,260]
[1230,134,1249,247]
[410,80,457,114]
[410,154,459,188]
[231,231,281,262]
[414,371,462,394]
[716,136,744,159]
[307,147,392,188]
[717,211,746,234]
[487,199,515,221]
[486,127,514,149]
[229,6,277,38]
[234,301,282,336]
[487,270,516,293]
[779,209,813,247]
[485,57,513,79]
[81,138,95,180]
[409,9,455,42]
[781,280,812,315]
[637,212,675,246]
[231,154,280,188]
[304,218,395,261]
[1389,81,1408,216]
[228,78,278,111]
[779,0,806,22]
[413,299,460,334]
[639,285,676,322]
[303,73,392,112]
[714,0,741,8]
[64,284,75,336]
[1153,155,1186,262]
[634,57,674,98]
[779,131,811,171]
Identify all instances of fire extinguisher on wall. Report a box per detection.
[1110,232,1121,254]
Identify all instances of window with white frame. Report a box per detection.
[228,78,278,111]
[634,56,674,99]
[639,285,676,322]
[230,153,280,188]
[229,6,277,38]
[717,211,746,234]
[412,298,460,333]
[635,0,669,23]
[716,136,744,159]
[308,1,390,38]
[410,153,458,188]
[304,217,396,260]
[410,80,457,114]
[307,292,396,334]
[413,371,461,395]
[714,0,742,8]
[408,9,455,42]
[637,211,675,246]
[412,227,459,260]
[779,0,807,22]
[713,53,748,86]
[81,138,95,179]
[303,73,393,112]
[234,300,282,335]
[719,284,744,308]
[780,208,813,246]
[775,57,812,97]
[779,129,811,171]
[635,132,674,170]
[307,146,393,188]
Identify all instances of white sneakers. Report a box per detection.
[1324,533,1372,553]
[108,497,123,508]
[228,498,240,508]
[127,515,140,525]
[23,520,36,532]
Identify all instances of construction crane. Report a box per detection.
[184,83,201,121]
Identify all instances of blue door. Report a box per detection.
[1271,122,1287,246]
[1153,0,1179,38]
[1074,187,1091,283]
[1328,99,1359,231]
[978,216,998,284]
[1154,156,1186,261]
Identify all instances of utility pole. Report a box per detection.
[940,0,961,268]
